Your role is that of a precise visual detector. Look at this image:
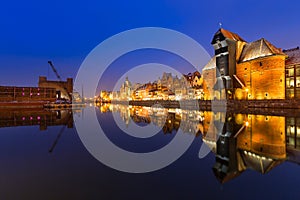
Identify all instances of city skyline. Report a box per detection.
[1,0,300,90]
[2,1,300,198]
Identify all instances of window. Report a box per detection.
[220,68,225,75]
[286,88,294,98]
[286,78,294,88]
[296,66,300,75]
[286,68,294,77]
[297,77,300,87]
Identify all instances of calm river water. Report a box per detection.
[0,104,300,199]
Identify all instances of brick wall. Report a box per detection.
[38,76,73,100]
[203,67,216,100]
[236,55,286,100]
[0,86,56,102]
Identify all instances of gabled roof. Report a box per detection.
[221,28,246,41]
[193,71,201,77]
[211,28,246,44]
[239,38,286,62]
[283,47,300,65]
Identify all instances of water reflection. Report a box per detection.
[100,104,205,135]
[0,108,74,130]
[99,103,300,183]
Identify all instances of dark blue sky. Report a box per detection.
[1,0,300,88]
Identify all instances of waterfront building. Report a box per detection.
[38,76,73,100]
[0,86,56,103]
[235,39,286,100]
[283,47,300,99]
[161,72,174,92]
[208,28,288,100]
[202,57,216,100]
[119,77,132,100]
[0,76,69,103]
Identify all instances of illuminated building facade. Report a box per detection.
[115,71,204,101]
[202,57,216,100]
[120,77,132,100]
[207,28,289,100]
[236,39,286,100]
[283,47,300,99]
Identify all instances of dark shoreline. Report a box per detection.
[121,99,300,109]
[109,99,300,117]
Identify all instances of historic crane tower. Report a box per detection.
[211,28,246,99]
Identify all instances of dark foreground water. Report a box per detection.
[0,105,300,200]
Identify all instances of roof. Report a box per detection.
[193,71,201,77]
[283,47,300,65]
[220,28,246,41]
[239,38,286,62]
[211,28,246,44]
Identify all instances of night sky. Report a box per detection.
[1,0,300,92]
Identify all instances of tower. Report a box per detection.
[211,28,246,99]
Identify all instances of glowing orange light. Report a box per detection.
[245,121,249,127]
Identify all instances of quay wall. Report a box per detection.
[125,99,300,111]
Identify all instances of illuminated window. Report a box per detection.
[297,77,300,87]
[286,68,294,77]
[291,126,295,135]
[296,66,300,75]
[286,78,294,88]
[297,127,300,137]
[288,137,295,146]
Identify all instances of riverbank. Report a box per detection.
[0,101,45,109]
[124,99,300,110]
[0,101,86,109]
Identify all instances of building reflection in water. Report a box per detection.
[0,108,74,130]
[99,104,205,135]
[99,103,300,183]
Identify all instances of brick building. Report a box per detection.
[235,38,286,100]
[0,86,56,102]
[204,28,290,100]
[38,76,73,101]
[283,47,300,99]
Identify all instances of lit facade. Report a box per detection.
[113,71,203,101]
[283,47,300,99]
[119,77,132,100]
[208,28,288,100]
[236,39,286,100]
